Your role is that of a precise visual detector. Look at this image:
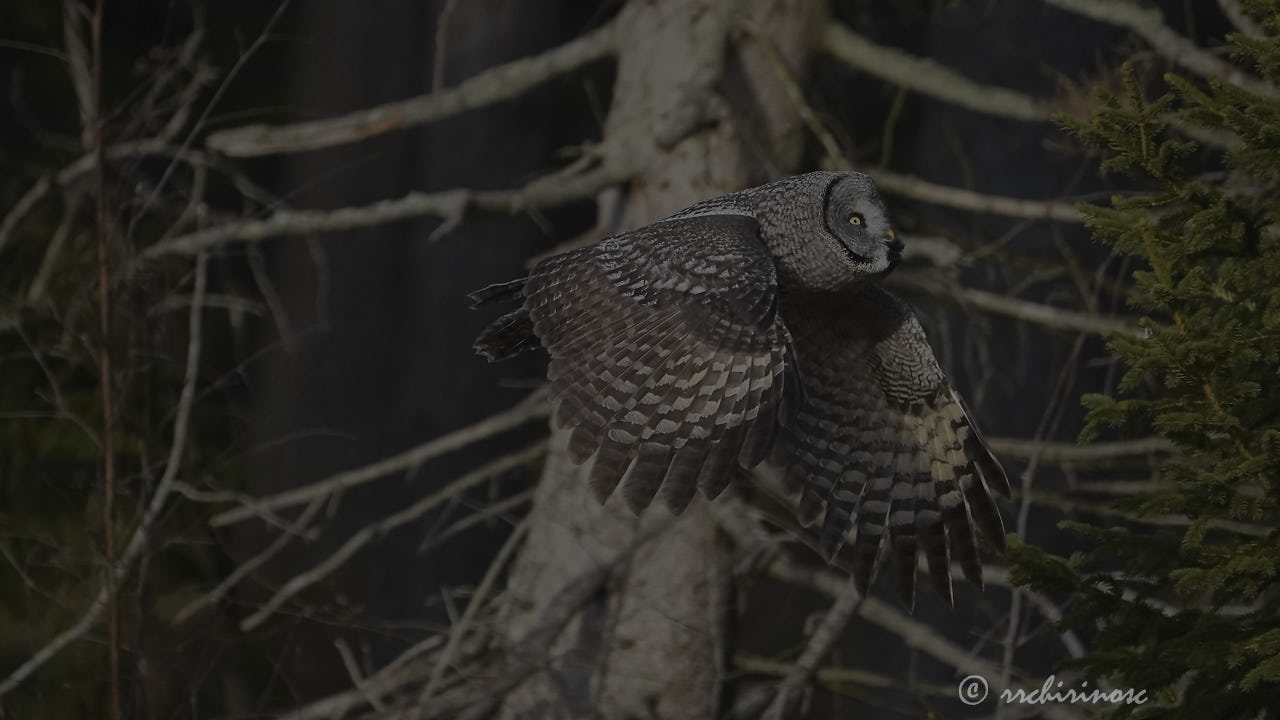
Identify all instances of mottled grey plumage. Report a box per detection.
[471,171,1009,609]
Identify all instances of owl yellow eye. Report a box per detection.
[887,228,895,240]
[848,213,864,226]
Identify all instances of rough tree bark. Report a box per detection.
[493,1,820,718]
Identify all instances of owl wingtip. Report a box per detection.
[988,460,1014,499]
[468,278,527,308]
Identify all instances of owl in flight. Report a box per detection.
[471,171,1009,609]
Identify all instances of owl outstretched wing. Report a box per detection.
[776,286,1010,609]
[472,213,798,514]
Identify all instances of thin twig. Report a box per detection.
[237,442,547,631]
[719,24,1078,231]
[209,388,548,527]
[0,251,208,699]
[277,628,444,720]
[417,490,532,554]
[0,176,53,260]
[172,496,324,624]
[126,0,296,242]
[84,0,122,712]
[735,17,844,163]
[62,0,92,148]
[13,323,101,448]
[767,559,1006,681]
[765,559,1088,720]
[335,638,386,712]
[0,139,208,261]
[431,0,460,92]
[290,521,664,720]
[27,192,83,302]
[417,520,530,710]
[763,579,864,720]
[1032,489,1270,537]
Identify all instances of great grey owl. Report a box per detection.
[471,171,1009,609]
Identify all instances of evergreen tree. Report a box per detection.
[1010,5,1280,718]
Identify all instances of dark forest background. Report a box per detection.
[0,1,1269,719]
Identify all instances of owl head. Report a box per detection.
[821,172,902,279]
[749,171,902,292]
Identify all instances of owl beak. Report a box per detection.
[885,232,904,263]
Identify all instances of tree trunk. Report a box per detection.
[495,2,820,717]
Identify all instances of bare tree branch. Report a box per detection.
[334,638,387,713]
[960,287,1143,337]
[128,0,295,243]
[238,442,546,631]
[280,635,445,720]
[136,156,637,261]
[873,170,1084,222]
[734,655,955,699]
[763,578,864,720]
[417,490,532,553]
[766,559,1006,681]
[205,20,618,157]
[1043,0,1280,98]
[1217,0,1264,38]
[138,188,469,260]
[173,495,325,624]
[210,388,548,527]
[766,559,1087,720]
[986,435,1173,464]
[1033,489,1271,537]
[735,22,1081,232]
[277,522,676,720]
[822,24,1052,122]
[417,520,529,710]
[0,139,207,261]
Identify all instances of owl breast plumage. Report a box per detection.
[471,170,1009,609]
